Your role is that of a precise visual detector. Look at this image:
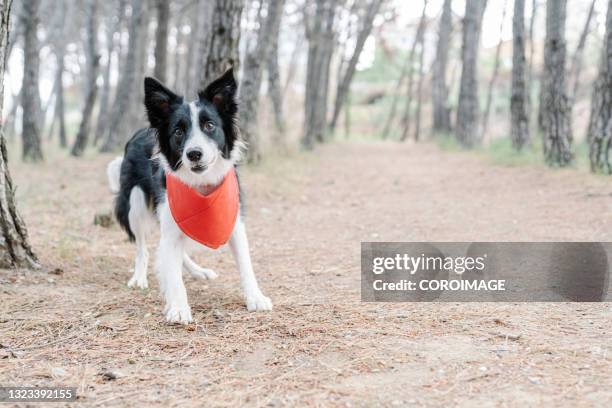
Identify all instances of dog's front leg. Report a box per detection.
[229,216,272,311]
[156,202,192,324]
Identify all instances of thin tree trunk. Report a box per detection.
[266,9,286,138]
[511,0,530,150]
[481,0,508,141]
[0,0,38,268]
[72,0,100,157]
[399,0,429,142]
[569,0,596,101]
[240,0,285,163]
[455,0,486,147]
[200,0,243,88]
[55,52,67,148]
[95,0,126,145]
[542,0,572,166]
[153,0,169,82]
[587,0,612,172]
[329,0,383,133]
[382,1,427,140]
[432,0,453,134]
[413,31,426,142]
[527,0,537,114]
[100,0,143,152]
[20,0,42,162]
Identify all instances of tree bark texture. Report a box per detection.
[0,0,38,268]
[240,0,285,163]
[432,0,453,133]
[542,0,573,166]
[510,0,530,150]
[71,0,100,157]
[153,0,169,83]
[20,0,43,161]
[587,0,612,172]
[455,0,486,147]
[200,0,243,89]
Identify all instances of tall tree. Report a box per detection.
[20,0,43,161]
[329,0,383,133]
[46,0,71,148]
[481,0,508,140]
[302,0,338,149]
[95,0,126,145]
[398,0,428,142]
[100,0,144,152]
[72,0,101,157]
[266,2,286,138]
[587,0,612,172]
[431,0,453,134]
[569,0,596,101]
[542,0,572,166]
[510,0,530,150]
[153,0,169,82]
[0,0,38,268]
[455,0,486,147]
[200,0,243,88]
[240,0,285,163]
[381,0,427,139]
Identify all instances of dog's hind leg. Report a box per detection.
[127,187,150,289]
[183,253,218,280]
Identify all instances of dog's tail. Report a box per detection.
[106,157,123,194]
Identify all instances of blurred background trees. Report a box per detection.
[3,0,612,171]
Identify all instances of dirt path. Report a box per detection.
[1,142,611,407]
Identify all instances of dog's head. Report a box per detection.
[144,69,243,187]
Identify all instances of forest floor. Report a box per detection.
[0,141,611,407]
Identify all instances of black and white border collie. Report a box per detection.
[106,69,272,324]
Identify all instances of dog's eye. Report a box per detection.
[173,129,183,140]
[203,121,215,132]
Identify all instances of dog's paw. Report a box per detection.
[127,274,148,289]
[164,303,193,324]
[245,292,273,312]
[188,267,218,280]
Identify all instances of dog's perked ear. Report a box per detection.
[198,68,238,117]
[144,77,183,128]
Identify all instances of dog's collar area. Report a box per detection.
[166,169,239,249]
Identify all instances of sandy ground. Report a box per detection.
[0,141,611,407]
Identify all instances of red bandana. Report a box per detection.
[166,169,239,249]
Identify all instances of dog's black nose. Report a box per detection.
[186,148,202,162]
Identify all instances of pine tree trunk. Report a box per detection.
[569,0,596,101]
[432,0,453,133]
[328,0,383,133]
[399,0,428,142]
[100,0,143,152]
[302,0,337,149]
[20,0,43,162]
[200,0,243,88]
[71,0,100,157]
[481,0,508,141]
[456,0,486,147]
[95,0,126,146]
[542,0,572,166]
[240,0,285,163]
[0,0,38,268]
[153,0,169,83]
[266,13,286,138]
[510,0,530,150]
[587,0,612,173]
[414,33,426,142]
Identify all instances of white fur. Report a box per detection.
[106,156,123,193]
[127,186,155,289]
[121,101,269,324]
